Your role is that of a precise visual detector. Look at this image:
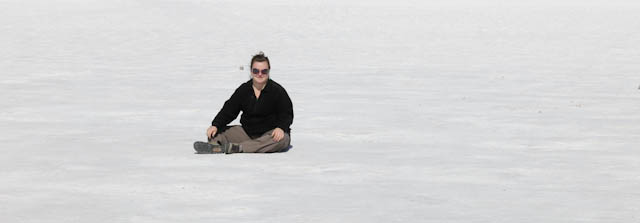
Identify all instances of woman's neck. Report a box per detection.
[252,80,266,91]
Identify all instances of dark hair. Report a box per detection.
[250,51,270,69]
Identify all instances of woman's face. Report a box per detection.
[251,61,269,85]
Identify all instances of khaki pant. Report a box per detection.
[209,126,290,153]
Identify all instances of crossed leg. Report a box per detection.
[209,126,290,153]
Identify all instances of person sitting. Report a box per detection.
[194,52,293,154]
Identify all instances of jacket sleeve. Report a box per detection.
[276,88,294,132]
[211,86,243,129]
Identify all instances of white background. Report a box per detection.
[1,0,639,222]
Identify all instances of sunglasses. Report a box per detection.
[252,68,270,75]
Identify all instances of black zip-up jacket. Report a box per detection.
[211,79,293,137]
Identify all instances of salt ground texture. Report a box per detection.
[1,0,640,222]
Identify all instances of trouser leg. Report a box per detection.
[209,126,252,146]
[239,130,291,153]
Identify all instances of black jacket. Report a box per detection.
[211,79,293,137]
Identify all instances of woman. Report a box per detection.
[194,52,294,154]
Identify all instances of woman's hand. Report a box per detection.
[207,126,218,139]
[271,128,285,142]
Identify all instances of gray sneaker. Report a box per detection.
[193,141,223,154]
